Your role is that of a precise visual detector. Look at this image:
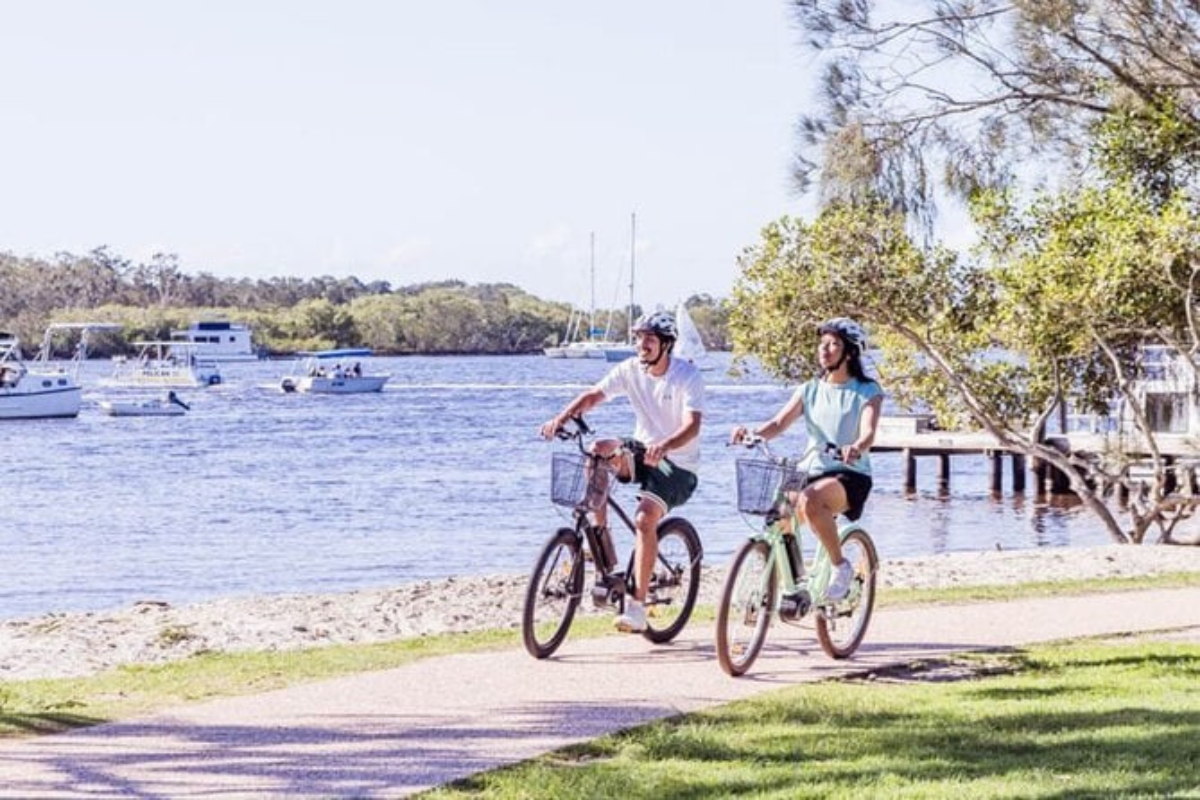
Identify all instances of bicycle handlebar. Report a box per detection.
[553,414,591,441]
[727,431,845,464]
[727,431,775,458]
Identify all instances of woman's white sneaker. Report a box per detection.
[615,600,646,632]
[826,560,855,601]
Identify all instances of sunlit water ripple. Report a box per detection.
[1,353,1109,619]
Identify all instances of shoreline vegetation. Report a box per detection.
[0,251,731,357]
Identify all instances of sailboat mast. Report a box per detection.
[589,231,596,342]
[628,212,636,342]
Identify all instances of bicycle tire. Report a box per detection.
[641,518,702,644]
[715,538,777,677]
[815,528,878,659]
[521,528,584,659]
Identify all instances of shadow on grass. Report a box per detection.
[441,647,1200,798]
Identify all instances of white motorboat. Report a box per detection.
[279,349,389,394]
[100,391,191,417]
[105,342,222,388]
[601,343,637,362]
[0,323,121,420]
[171,320,259,361]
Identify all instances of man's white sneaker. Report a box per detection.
[615,600,647,633]
[826,559,855,601]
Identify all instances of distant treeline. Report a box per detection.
[0,248,730,356]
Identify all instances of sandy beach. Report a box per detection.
[3,544,1199,682]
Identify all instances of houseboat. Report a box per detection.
[171,321,258,361]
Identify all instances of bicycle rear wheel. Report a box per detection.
[641,518,702,644]
[715,539,776,677]
[815,528,878,659]
[521,528,584,659]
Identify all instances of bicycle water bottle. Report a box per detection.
[597,527,618,572]
[784,533,803,581]
[779,533,812,620]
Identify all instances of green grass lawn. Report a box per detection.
[1,571,1197,744]
[432,639,1200,798]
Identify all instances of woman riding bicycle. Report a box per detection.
[730,317,883,600]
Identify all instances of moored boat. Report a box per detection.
[105,342,222,388]
[171,320,259,362]
[0,323,121,420]
[279,349,389,394]
[100,391,191,417]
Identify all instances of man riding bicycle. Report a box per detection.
[540,310,706,633]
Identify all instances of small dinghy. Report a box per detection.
[100,391,191,417]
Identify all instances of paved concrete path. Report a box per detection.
[1,587,1198,798]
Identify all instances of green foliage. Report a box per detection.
[730,202,1009,429]
[792,1,1200,222]
[1092,92,1200,203]
[978,182,1200,413]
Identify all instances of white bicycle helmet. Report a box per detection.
[818,317,868,354]
[632,311,678,341]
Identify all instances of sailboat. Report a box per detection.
[543,308,582,359]
[673,302,711,370]
[0,322,121,420]
[545,231,631,360]
[601,214,640,363]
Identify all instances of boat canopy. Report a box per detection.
[298,348,374,359]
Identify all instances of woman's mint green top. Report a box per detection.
[794,376,883,477]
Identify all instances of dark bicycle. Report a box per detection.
[521,416,703,659]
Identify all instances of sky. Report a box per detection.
[0,1,820,308]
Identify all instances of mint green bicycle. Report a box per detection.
[716,436,878,677]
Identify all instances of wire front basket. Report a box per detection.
[735,458,800,515]
[551,452,613,512]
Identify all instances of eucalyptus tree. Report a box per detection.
[791,0,1200,216]
[732,191,1200,544]
[735,1,1200,543]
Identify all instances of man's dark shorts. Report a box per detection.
[619,438,698,512]
[808,469,873,521]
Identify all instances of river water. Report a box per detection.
[0,353,1109,619]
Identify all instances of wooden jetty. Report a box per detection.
[872,415,1200,494]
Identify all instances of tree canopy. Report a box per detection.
[727,0,1200,545]
[792,0,1200,219]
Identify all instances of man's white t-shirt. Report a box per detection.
[595,356,706,472]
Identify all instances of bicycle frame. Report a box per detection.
[523,414,704,658]
[749,512,866,612]
[738,441,864,612]
[576,486,638,606]
[717,435,880,674]
[560,418,699,610]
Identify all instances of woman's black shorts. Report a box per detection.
[808,469,873,521]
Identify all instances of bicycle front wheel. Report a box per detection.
[715,539,777,677]
[815,528,878,659]
[642,518,702,644]
[521,528,584,659]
